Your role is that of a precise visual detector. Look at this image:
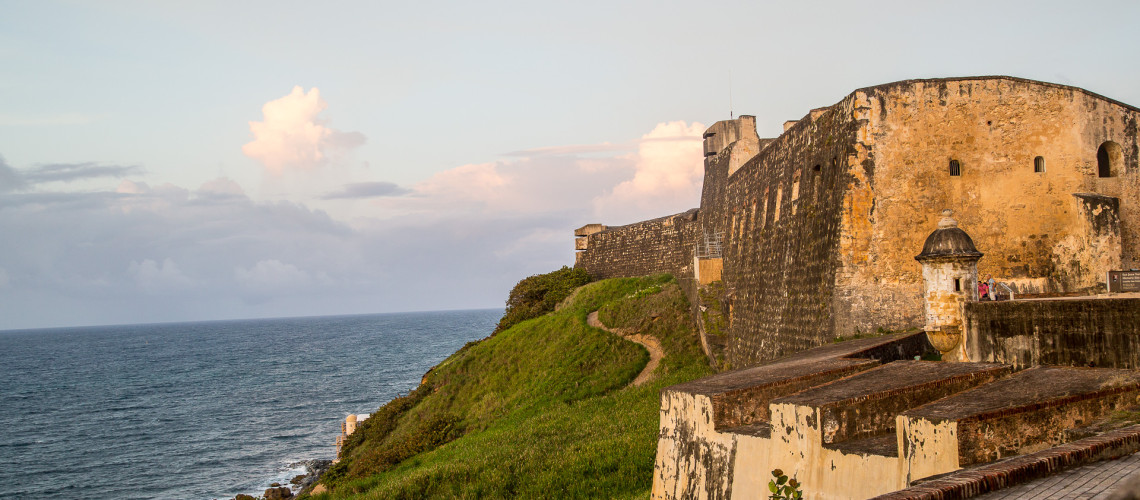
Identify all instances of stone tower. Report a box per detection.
[915,210,983,360]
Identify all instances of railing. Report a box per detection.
[695,231,724,259]
[997,282,1015,301]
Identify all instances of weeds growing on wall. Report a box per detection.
[768,469,803,499]
[697,280,730,371]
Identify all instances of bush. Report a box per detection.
[493,266,591,334]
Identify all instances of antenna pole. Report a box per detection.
[729,70,734,119]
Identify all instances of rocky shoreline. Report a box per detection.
[225,459,332,500]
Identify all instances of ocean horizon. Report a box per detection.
[0,308,501,499]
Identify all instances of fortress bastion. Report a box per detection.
[575,76,1140,368]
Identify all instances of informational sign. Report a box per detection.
[1108,270,1140,293]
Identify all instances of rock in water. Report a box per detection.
[288,459,333,490]
[263,486,293,499]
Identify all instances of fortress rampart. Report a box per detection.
[574,209,700,280]
[576,76,1140,368]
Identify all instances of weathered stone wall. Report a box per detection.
[575,209,700,280]
[964,297,1140,369]
[577,76,1140,370]
[720,77,1140,365]
[709,103,860,366]
[846,78,1140,336]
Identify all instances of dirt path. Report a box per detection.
[587,311,663,387]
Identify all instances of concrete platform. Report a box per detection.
[873,425,1140,500]
[902,366,1140,467]
[667,331,930,428]
[775,360,1010,444]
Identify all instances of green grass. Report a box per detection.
[313,274,712,499]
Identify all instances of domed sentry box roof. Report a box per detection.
[915,210,983,262]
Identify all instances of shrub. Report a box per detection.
[493,266,591,334]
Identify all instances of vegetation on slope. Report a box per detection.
[492,265,591,334]
[311,273,712,499]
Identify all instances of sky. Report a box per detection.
[2,0,1139,330]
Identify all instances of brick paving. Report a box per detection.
[973,453,1140,499]
[871,425,1140,500]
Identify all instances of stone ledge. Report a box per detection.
[870,424,1140,499]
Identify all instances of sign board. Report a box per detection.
[1108,270,1140,293]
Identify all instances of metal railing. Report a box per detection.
[695,231,724,259]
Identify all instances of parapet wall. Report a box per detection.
[964,297,1140,369]
[575,209,700,280]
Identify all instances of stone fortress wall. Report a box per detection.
[575,76,1140,368]
[573,210,700,280]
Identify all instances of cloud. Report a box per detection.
[592,120,705,222]
[116,179,149,194]
[320,181,409,200]
[128,258,194,292]
[234,259,312,297]
[393,120,705,225]
[415,163,509,202]
[22,162,144,184]
[0,119,708,329]
[0,190,126,209]
[501,142,632,158]
[242,86,366,174]
[196,177,247,201]
[0,155,27,192]
[0,156,141,192]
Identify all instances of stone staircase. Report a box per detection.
[652,332,1140,500]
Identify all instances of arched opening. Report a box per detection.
[1097,141,1123,177]
[949,159,961,176]
[1034,156,1045,173]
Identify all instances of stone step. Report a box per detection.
[667,332,929,429]
[773,360,1011,445]
[900,366,1140,472]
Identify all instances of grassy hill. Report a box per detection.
[309,273,712,499]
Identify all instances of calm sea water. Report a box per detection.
[0,309,500,500]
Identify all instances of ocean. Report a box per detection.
[0,309,501,500]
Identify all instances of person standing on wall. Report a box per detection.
[986,274,996,300]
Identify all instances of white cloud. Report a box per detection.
[128,258,193,292]
[116,179,148,194]
[367,120,703,226]
[415,162,509,203]
[242,86,365,174]
[235,259,311,293]
[0,119,707,328]
[197,177,246,199]
[592,120,705,223]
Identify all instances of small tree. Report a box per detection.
[768,469,803,499]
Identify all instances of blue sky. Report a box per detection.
[1,0,1138,329]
